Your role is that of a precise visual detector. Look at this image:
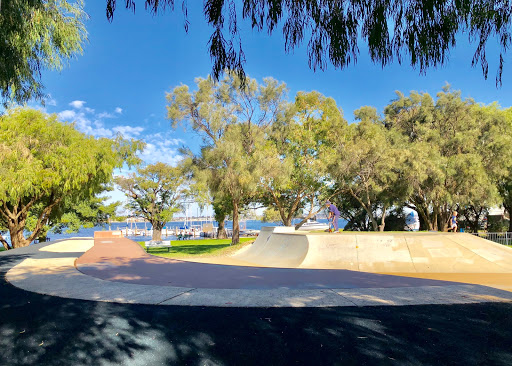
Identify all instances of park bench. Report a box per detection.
[145,240,172,253]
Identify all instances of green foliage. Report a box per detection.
[386,86,512,231]
[261,91,347,227]
[116,162,188,241]
[0,0,88,105]
[328,110,406,231]
[169,75,512,234]
[487,215,509,232]
[261,208,282,223]
[108,1,511,85]
[0,107,141,248]
[167,72,287,244]
[24,194,120,240]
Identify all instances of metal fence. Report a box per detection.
[471,232,512,246]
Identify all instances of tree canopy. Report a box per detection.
[167,75,512,233]
[115,162,188,241]
[0,107,143,249]
[107,0,511,85]
[167,72,287,244]
[0,0,87,106]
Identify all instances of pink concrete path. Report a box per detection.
[75,238,462,290]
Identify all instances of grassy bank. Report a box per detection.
[138,237,254,258]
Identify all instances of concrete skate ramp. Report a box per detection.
[234,230,512,273]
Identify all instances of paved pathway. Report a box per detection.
[5,237,512,307]
[3,239,512,365]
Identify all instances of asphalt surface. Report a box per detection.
[2,243,512,365]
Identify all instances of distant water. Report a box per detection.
[2,218,347,245]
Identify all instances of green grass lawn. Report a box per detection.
[139,237,254,258]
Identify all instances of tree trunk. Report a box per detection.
[152,222,163,241]
[217,220,227,239]
[9,222,30,249]
[231,200,240,245]
[0,235,9,250]
[284,217,292,226]
[378,206,387,231]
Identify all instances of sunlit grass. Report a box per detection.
[138,237,254,258]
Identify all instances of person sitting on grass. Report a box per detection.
[326,200,340,233]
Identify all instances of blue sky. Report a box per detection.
[36,3,512,216]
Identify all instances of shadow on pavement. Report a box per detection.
[0,272,511,366]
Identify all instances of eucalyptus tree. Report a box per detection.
[385,87,508,231]
[115,162,188,241]
[0,0,87,105]
[166,72,287,244]
[107,1,511,85]
[328,107,406,231]
[0,107,143,249]
[260,91,347,227]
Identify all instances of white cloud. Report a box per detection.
[141,139,184,166]
[58,110,76,120]
[112,125,144,139]
[69,100,86,109]
[97,112,115,119]
[56,103,184,167]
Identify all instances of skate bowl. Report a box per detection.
[233,228,512,273]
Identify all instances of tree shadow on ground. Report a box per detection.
[1,269,512,366]
[2,244,512,365]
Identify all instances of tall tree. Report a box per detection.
[0,0,87,105]
[260,91,346,227]
[0,107,142,249]
[167,72,287,244]
[107,1,511,85]
[115,162,188,241]
[386,86,508,231]
[329,107,406,231]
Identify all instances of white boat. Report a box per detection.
[296,220,329,231]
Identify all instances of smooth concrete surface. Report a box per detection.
[5,237,512,308]
[233,230,512,273]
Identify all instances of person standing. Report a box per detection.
[326,200,340,232]
[449,211,458,232]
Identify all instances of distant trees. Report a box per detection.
[115,162,188,241]
[0,108,142,249]
[385,86,512,231]
[167,77,512,233]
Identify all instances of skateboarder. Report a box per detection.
[326,200,340,233]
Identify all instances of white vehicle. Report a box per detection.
[297,219,330,231]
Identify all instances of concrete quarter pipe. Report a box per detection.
[234,228,512,273]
